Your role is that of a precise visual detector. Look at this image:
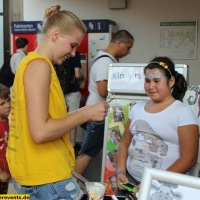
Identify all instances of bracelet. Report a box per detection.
[116,170,125,176]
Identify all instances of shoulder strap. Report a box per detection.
[92,55,116,64]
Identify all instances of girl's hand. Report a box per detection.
[131,184,140,198]
[0,170,10,181]
[85,101,109,122]
[116,173,129,190]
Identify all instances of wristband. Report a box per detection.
[116,170,125,176]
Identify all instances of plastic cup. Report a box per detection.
[85,182,108,200]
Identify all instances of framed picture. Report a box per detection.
[108,175,117,193]
[138,167,200,200]
[109,126,122,144]
[112,105,125,122]
[107,150,118,168]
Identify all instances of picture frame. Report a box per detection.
[138,167,200,200]
[108,175,117,192]
[112,105,125,122]
[107,150,118,168]
[109,126,122,144]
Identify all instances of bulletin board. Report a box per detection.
[159,21,197,59]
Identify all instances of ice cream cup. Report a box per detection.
[85,182,108,200]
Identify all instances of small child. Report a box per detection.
[0,84,11,194]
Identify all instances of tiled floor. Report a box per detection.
[77,149,103,183]
[75,127,103,193]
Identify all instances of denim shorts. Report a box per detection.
[12,177,84,200]
[78,121,105,158]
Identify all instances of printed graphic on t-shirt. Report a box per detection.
[128,120,168,176]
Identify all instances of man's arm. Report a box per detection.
[75,68,85,89]
[95,57,115,98]
[75,68,84,81]
[73,52,85,82]
[75,68,81,79]
[97,80,108,98]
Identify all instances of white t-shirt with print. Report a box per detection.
[127,100,198,181]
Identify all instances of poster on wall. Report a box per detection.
[159,21,197,59]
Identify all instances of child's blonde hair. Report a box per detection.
[42,5,87,36]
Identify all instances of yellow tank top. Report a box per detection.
[6,52,75,185]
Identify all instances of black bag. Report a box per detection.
[54,59,75,94]
[0,55,15,88]
[80,55,116,130]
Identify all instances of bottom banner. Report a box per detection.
[0,195,30,199]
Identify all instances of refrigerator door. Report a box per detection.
[107,63,189,94]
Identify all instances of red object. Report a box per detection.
[77,33,89,107]
[0,119,10,174]
[12,33,38,53]
[104,167,116,195]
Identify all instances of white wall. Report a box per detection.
[23,0,200,85]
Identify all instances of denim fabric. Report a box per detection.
[12,177,84,200]
[78,121,105,157]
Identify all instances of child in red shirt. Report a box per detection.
[0,84,11,193]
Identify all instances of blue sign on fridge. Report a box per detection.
[97,22,105,30]
[82,19,116,33]
[11,21,42,33]
[11,19,117,34]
